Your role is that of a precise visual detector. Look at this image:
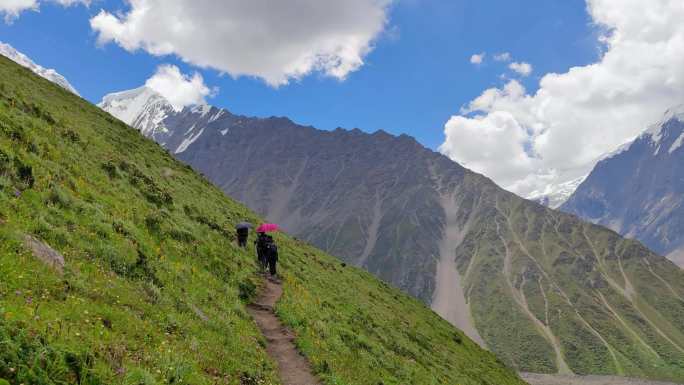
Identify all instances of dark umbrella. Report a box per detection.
[235,222,253,230]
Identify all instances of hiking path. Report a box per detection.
[247,277,321,385]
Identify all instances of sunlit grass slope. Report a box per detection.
[0,56,525,385]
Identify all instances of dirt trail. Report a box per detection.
[247,278,321,385]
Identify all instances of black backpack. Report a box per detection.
[264,241,278,258]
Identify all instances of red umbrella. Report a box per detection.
[256,223,279,233]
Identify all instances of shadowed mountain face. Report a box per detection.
[562,107,684,267]
[181,121,454,303]
[101,90,684,381]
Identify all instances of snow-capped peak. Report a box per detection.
[99,86,164,124]
[0,41,79,95]
[644,104,684,143]
[528,175,586,209]
[598,140,633,163]
[663,103,684,123]
[99,86,175,137]
[190,104,212,117]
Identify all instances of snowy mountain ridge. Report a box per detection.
[562,104,684,267]
[99,86,228,154]
[534,106,684,209]
[98,86,176,139]
[529,176,586,209]
[644,103,684,154]
[0,41,79,95]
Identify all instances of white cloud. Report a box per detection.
[508,61,532,77]
[90,0,392,87]
[441,110,534,188]
[440,0,684,198]
[494,52,511,62]
[0,0,87,22]
[470,52,485,65]
[144,64,215,111]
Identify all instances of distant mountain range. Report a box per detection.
[562,106,684,267]
[99,86,684,381]
[0,41,79,95]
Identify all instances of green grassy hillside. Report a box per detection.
[0,57,525,384]
[452,174,684,382]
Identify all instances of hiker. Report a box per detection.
[235,222,252,248]
[236,227,248,247]
[255,223,280,275]
[264,235,279,277]
[255,232,269,271]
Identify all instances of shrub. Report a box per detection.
[101,160,119,179]
[14,160,33,188]
[46,184,72,208]
[238,279,256,301]
[61,129,80,143]
[128,168,173,207]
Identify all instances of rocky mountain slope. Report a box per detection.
[100,86,684,382]
[0,41,79,95]
[0,55,526,385]
[562,106,684,267]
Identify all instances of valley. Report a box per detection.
[522,373,684,385]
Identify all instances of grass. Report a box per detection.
[0,56,525,385]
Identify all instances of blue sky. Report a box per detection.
[0,0,597,150]
[4,0,680,200]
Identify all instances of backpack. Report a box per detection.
[264,241,278,259]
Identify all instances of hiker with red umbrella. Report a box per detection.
[255,223,279,277]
